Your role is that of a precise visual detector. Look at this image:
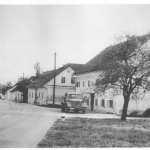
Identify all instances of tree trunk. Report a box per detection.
[121,95,130,121]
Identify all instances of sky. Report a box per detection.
[0,4,150,85]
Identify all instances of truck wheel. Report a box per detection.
[82,110,85,114]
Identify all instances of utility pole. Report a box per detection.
[53,52,56,107]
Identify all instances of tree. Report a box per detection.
[34,62,41,77]
[17,77,31,103]
[96,34,150,121]
[1,81,12,95]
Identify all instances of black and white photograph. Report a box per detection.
[1,0,150,148]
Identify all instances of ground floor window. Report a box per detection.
[95,99,98,106]
[102,99,105,107]
[108,100,113,108]
[76,82,80,87]
[32,93,33,98]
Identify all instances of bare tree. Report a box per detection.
[96,34,150,121]
[34,62,41,77]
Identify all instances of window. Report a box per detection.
[61,77,66,83]
[108,100,113,108]
[42,93,44,98]
[95,99,98,106]
[88,81,90,87]
[39,92,40,98]
[29,93,31,98]
[102,99,105,107]
[32,93,33,98]
[71,77,75,84]
[83,81,85,87]
[76,82,80,87]
[87,99,89,105]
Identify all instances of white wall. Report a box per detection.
[36,88,48,105]
[28,88,36,104]
[114,91,150,115]
[75,71,100,93]
[46,67,75,87]
[46,86,75,105]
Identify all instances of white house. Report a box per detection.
[4,85,23,102]
[75,33,150,114]
[28,63,84,106]
[75,70,115,113]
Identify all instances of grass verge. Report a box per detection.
[37,118,150,148]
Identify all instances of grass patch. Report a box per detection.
[37,118,150,148]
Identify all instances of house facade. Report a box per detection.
[4,86,22,102]
[28,63,84,106]
[75,71,115,113]
[74,34,150,114]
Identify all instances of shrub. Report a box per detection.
[143,108,150,117]
[127,111,140,117]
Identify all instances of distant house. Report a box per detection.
[0,90,4,99]
[27,63,84,106]
[4,85,23,102]
[75,33,150,114]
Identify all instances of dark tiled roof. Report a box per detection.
[28,63,84,88]
[75,33,150,75]
[10,86,19,92]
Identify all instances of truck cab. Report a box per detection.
[61,92,87,113]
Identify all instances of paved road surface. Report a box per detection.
[0,100,61,148]
[0,99,126,148]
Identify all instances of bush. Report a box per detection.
[128,111,138,117]
[143,108,150,117]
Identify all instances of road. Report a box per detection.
[0,99,121,148]
[0,100,61,148]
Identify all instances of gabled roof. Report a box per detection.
[75,33,150,75]
[28,63,84,88]
[10,86,19,92]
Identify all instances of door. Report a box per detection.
[90,93,94,111]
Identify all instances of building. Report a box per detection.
[27,63,84,106]
[75,54,115,113]
[4,86,23,102]
[75,33,150,114]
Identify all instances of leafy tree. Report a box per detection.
[1,81,12,95]
[96,34,150,121]
[17,77,31,103]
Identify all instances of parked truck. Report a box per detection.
[61,92,87,113]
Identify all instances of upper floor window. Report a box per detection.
[71,77,75,84]
[61,77,66,83]
[108,100,113,108]
[39,92,40,98]
[88,81,90,87]
[76,82,80,87]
